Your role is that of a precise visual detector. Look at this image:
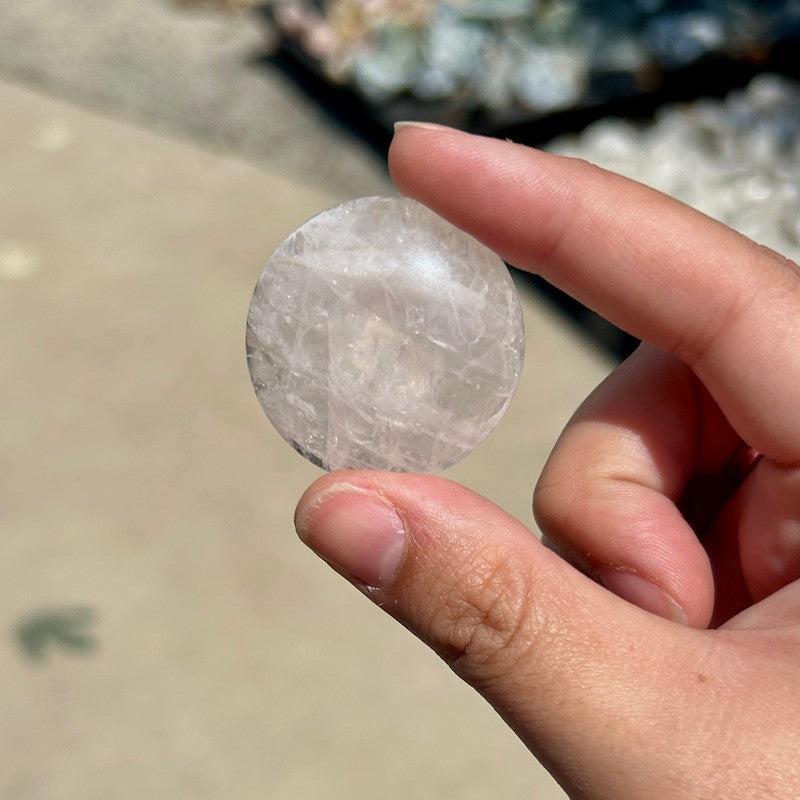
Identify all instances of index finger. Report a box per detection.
[389,123,800,466]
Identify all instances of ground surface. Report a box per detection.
[1,0,388,196]
[0,4,612,797]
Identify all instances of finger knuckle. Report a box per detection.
[672,241,800,368]
[419,545,541,686]
[671,286,749,367]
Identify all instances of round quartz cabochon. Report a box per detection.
[246,196,524,473]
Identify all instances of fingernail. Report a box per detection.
[394,120,454,134]
[599,570,688,625]
[295,484,406,588]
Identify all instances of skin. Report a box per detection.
[293,124,800,799]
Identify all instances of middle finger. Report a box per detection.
[534,345,740,627]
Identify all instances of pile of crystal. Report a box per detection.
[267,0,800,112]
[549,74,800,262]
[246,197,525,473]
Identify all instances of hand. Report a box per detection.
[294,124,800,799]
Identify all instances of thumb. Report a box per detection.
[295,470,721,799]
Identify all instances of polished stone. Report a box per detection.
[246,196,524,472]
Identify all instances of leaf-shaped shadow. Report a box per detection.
[15,606,99,663]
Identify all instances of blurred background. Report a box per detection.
[1,1,799,798]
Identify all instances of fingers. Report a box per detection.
[295,470,717,798]
[534,345,723,627]
[738,461,800,602]
[389,124,800,466]
[722,581,800,630]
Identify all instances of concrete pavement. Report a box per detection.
[0,67,612,800]
[0,0,388,198]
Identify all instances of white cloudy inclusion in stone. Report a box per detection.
[246,197,524,473]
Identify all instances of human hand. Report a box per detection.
[294,124,800,799]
